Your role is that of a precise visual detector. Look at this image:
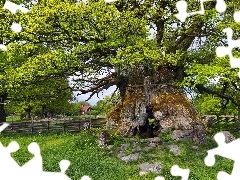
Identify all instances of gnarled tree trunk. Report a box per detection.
[107,66,206,143]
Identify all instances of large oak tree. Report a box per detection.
[2,0,240,138]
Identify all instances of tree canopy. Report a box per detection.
[1,0,240,125]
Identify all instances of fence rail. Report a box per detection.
[0,115,237,134]
[0,119,105,134]
[202,115,238,126]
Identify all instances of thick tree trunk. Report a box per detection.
[25,109,31,120]
[40,105,46,119]
[24,105,32,120]
[107,66,206,143]
[0,94,7,122]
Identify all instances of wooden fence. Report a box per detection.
[202,115,238,126]
[0,119,106,134]
[0,115,237,134]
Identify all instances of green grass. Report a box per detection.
[0,120,239,180]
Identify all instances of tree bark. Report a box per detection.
[25,108,32,120]
[238,106,240,133]
[40,104,46,119]
[0,94,7,122]
[107,67,205,140]
[106,2,209,141]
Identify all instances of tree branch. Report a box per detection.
[195,84,239,106]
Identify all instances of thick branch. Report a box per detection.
[195,84,239,106]
[75,73,117,100]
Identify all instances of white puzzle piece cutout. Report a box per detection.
[234,11,240,22]
[175,0,227,22]
[154,165,190,180]
[205,132,240,180]
[0,122,91,180]
[215,28,240,77]
[0,1,29,51]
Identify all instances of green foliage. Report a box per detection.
[66,101,91,116]
[4,77,73,119]
[193,94,238,115]
[1,0,240,125]
[92,93,120,116]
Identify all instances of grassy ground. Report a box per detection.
[0,119,238,180]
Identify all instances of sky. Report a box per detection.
[74,85,117,105]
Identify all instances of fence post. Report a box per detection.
[31,122,33,134]
[90,111,92,129]
[47,121,50,131]
[63,121,65,132]
[11,114,13,131]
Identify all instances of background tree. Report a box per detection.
[66,101,91,116]
[4,77,73,120]
[92,92,120,117]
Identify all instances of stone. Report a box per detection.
[121,153,141,162]
[83,122,90,130]
[143,146,154,151]
[98,130,110,148]
[212,131,235,143]
[171,130,193,141]
[120,143,130,151]
[139,162,163,175]
[153,111,163,120]
[132,146,142,153]
[106,120,117,130]
[167,145,180,155]
[148,137,162,144]
[148,143,157,147]
[117,151,126,158]
[192,122,206,144]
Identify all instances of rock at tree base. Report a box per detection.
[120,143,130,151]
[98,130,110,148]
[139,162,163,176]
[121,153,141,162]
[148,137,162,144]
[171,130,193,141]
[167,145,181,155]
[192,122,206,144]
